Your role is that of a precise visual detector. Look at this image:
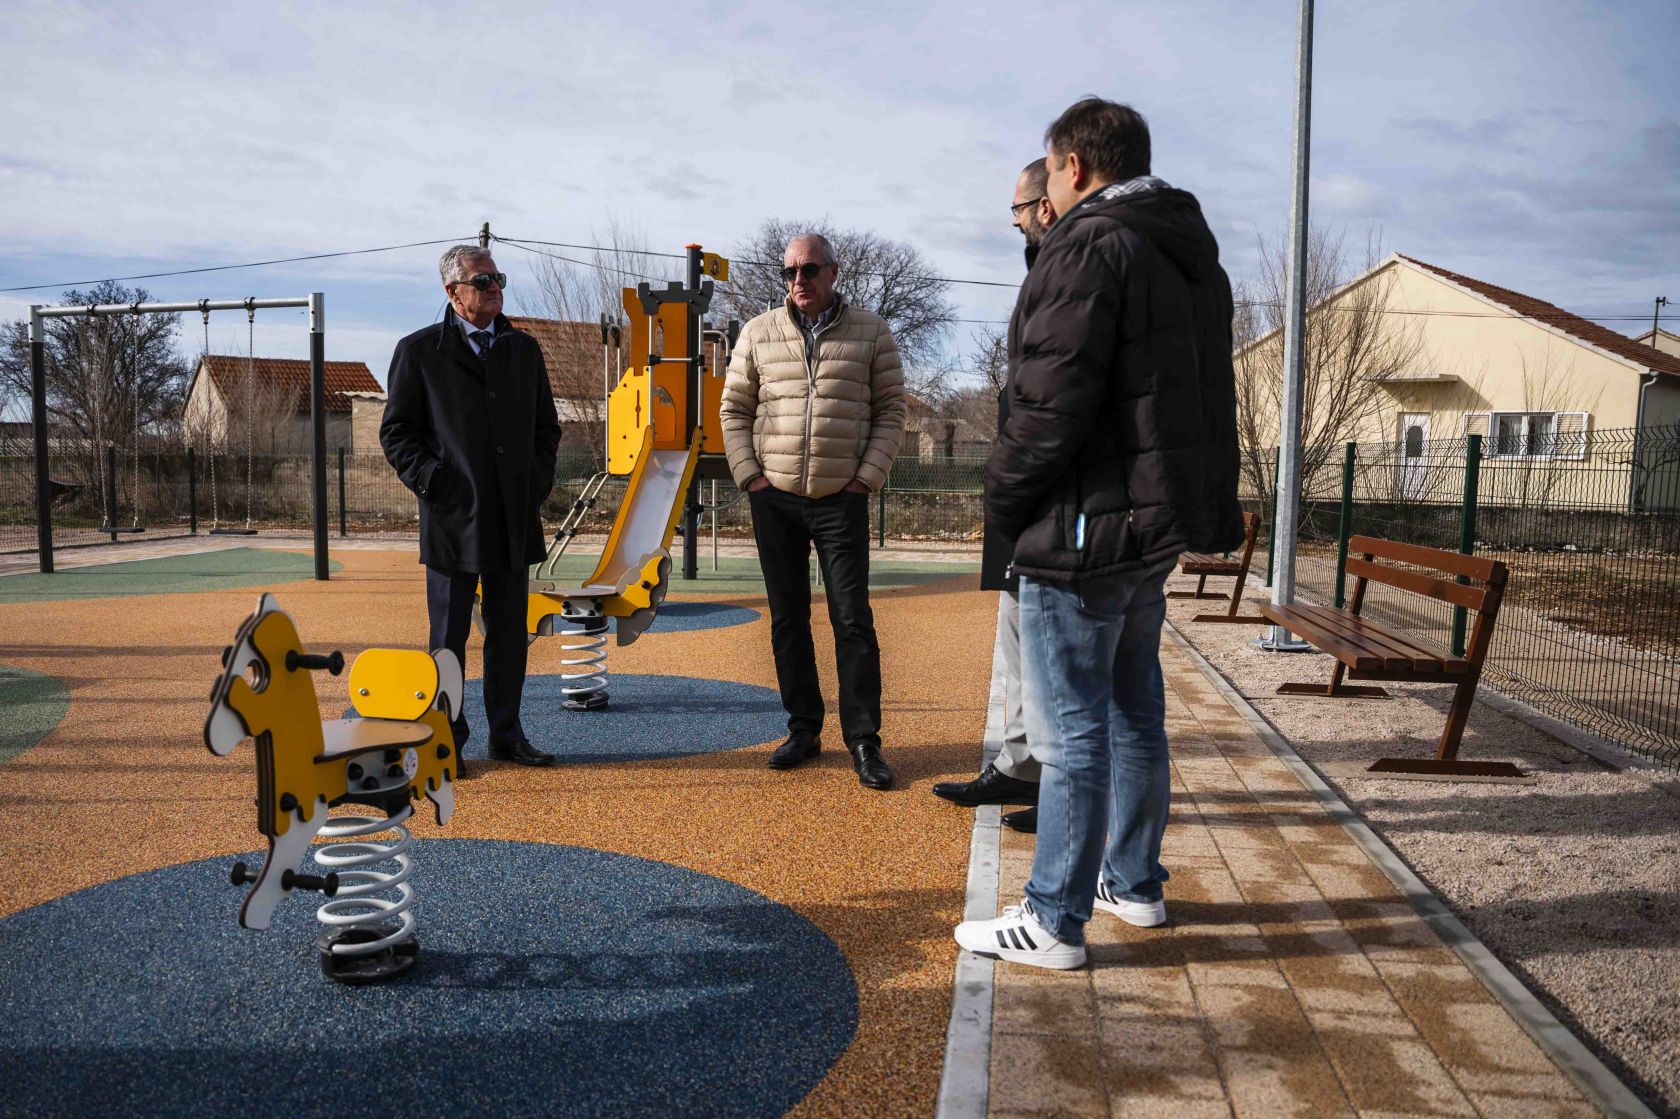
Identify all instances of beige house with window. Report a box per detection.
[1237,254,1680,509]
[183,355,382,454]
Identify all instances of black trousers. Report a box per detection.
[426,566,529,747]
[749,486,882,745]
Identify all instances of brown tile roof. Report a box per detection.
[199,355,381,414]
[506,317,606,403]
[1400,256,1680,380]
[507,315,724,403]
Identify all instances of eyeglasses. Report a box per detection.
[1010,197,1045,216]
[780,262,831,282]
[450,271,508,292]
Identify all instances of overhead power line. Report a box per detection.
[0,236,474,295]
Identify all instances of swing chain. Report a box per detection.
[129,302,143,528]
[202,305,219,529]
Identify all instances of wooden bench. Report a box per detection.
[1170,511,1265,624]
[1258,535,1518,780]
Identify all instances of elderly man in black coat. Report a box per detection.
[381,245,562,773]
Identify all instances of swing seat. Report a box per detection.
[97,525,145,534]
[210,527,258,536]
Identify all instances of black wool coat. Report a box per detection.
[380,311,562,573]
[985,185,1244,584]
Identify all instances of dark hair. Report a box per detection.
[1020,157,1049,197]
[1043,97,1151,182]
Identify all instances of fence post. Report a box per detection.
[1265,446,1281,585]
[1450,433,1483,657]
[103,443,119,541]
[187,447,198,534]
[337,448,348,538]
[1334,442,1356,608]
[877,480,886,548]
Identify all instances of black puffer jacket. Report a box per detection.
[985,184,1243,583]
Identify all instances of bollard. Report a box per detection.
[1333,442,1356,608]
[188,447,198,534]
[337,448,347,538]
[1450,433,1483,657]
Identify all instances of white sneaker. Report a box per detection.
[1093,878,1167,927]
[954,901,1086,970]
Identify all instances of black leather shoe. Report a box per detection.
[848,738,894,790]
[768,733,821,770]
[931,763,1039,807]
[488,739,555,766]
[1002,806,1038,834]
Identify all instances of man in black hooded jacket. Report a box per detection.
[955,98,1242,970]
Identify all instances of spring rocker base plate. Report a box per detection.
[318,925,419,985]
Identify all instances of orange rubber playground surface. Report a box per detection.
[0,544,989,1118]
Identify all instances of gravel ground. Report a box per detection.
[1165,571,1680,1118]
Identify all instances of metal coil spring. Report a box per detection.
[557,615,608,705]
[312,804,416,956]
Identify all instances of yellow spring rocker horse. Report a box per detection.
[205,592,460,984]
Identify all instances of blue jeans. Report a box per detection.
[1020,563,1175,945]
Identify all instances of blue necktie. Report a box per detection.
[469,330,492,360]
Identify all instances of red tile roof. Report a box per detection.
[507,315,723,403]
[1400,256,1680,380]
[506,317,605,402]
[199,355,381,414]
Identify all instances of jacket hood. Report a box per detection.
[1062,186,1222,282]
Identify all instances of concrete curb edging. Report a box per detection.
[934,637,1008,1119]
[1164,620,1658,1119]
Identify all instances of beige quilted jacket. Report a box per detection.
[720,299,907,497]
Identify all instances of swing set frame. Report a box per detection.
[27,293,332,580]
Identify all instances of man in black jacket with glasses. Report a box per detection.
[381,245,562,775]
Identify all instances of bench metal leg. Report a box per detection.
[1168,574,1226,600]
[1372,674,1523,780]
[1276,662,1388,698]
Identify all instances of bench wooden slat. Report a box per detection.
[1285,603,1434,672]
[1289,603,1469,674]
[1259,604,1388,671]
[1348,534,1504,584]
[1344,556,1490,613]
[1180,552,1242,575]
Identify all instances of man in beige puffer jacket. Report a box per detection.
[720,233,907,790]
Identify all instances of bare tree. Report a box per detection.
[717,218,956,373]
[1234,228,1425,519]
[0,280,192,504]
[515,218,661,470]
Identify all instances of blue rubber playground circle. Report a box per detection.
[644,601,759,633]
[0,841,858,1119]
[462,673,786,764]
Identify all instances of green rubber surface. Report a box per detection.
[0,548,341,604]
[0,665,69,763]
[536,553,977,598]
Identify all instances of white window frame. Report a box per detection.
[1468,410,1590,461]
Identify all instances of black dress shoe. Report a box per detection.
[931,763,1039,807]
[848,738,893,790]
[1002,806,1038,834]
[768,733,821,770]
[488,739,555,766]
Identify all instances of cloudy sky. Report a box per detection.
[2,0,1674,387]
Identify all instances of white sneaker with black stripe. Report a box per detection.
[954,901,1086,970]
[1093,878,1167,927]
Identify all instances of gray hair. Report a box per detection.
[785,233,836,265]
[438,244,493,283]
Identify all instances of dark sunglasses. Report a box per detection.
[451,271,508,291]
[780,262,831,282]
[1010,197,1045,216]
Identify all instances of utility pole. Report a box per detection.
[479,222,491,250]
[1262,0,1316,653]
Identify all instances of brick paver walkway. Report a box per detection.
[982,640,1600,1118]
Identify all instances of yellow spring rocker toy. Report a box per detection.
[205,592,460,984]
